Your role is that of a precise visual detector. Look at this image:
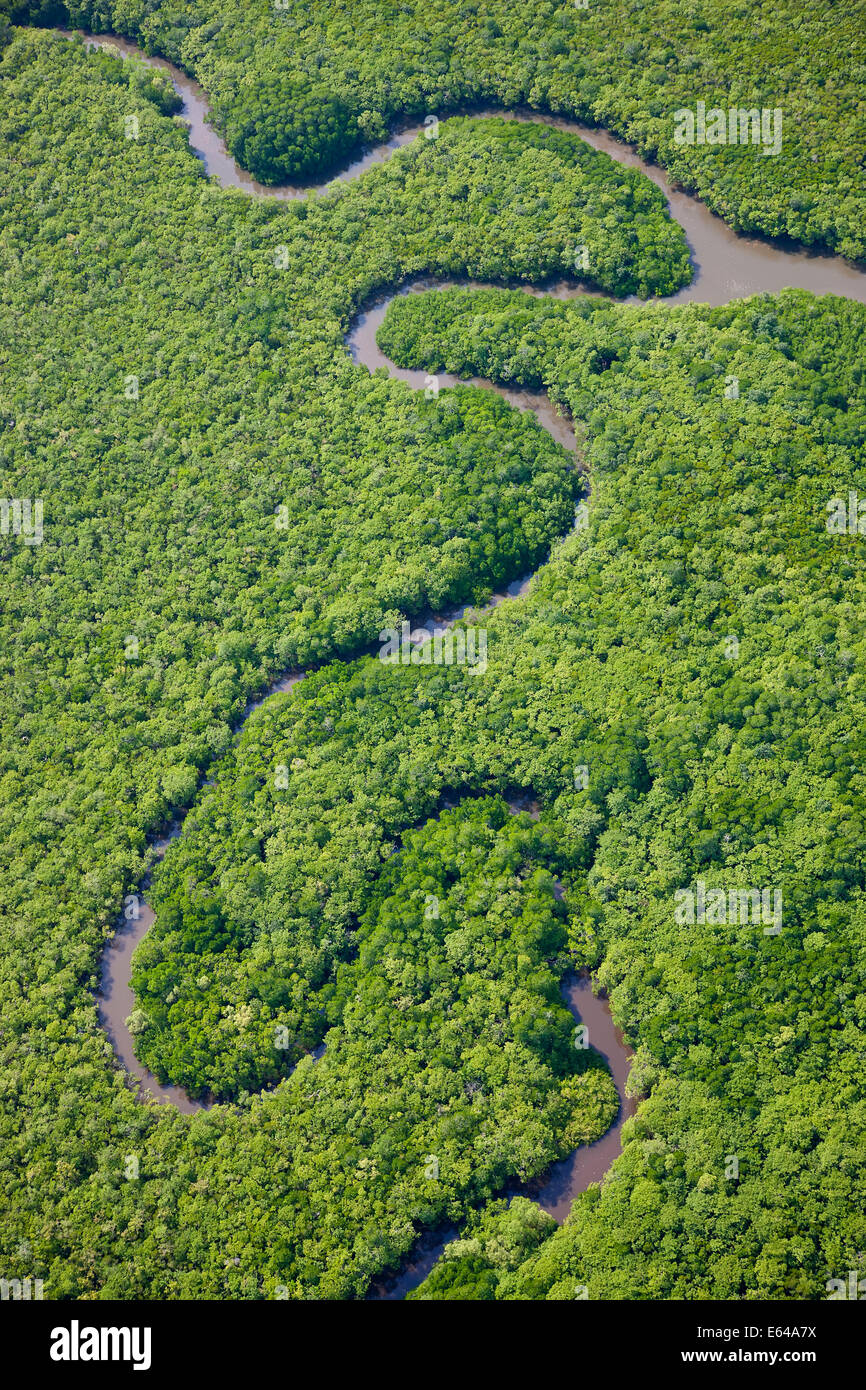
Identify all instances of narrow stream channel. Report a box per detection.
[56,23,863,1295]
[346,276,578,453]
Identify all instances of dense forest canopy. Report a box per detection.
[0,3,864,1303]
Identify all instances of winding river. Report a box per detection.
[59,29,866,307]
[62,24,865,1294]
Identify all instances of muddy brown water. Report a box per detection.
[59,24,857,1290]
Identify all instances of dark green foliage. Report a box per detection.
[372,283,866,1299]
[216,73,360,183]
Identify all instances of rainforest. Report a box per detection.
[0,0,865,1320]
